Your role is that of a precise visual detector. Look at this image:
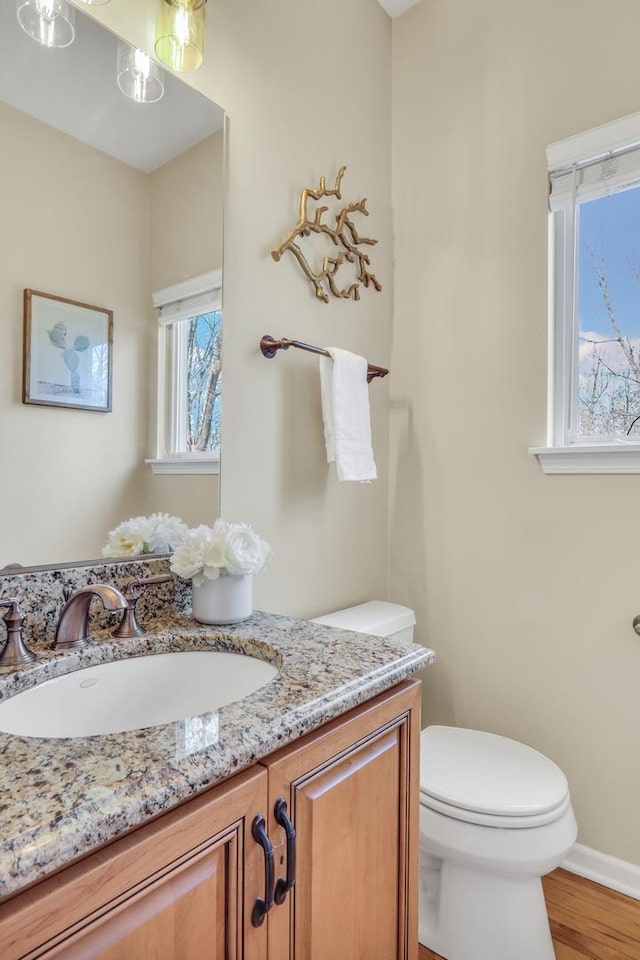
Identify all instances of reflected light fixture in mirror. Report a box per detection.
[16,0,75,48]
[117,42,165,104]
[155,0,206,73]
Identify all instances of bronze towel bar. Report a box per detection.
[259,335,389,384]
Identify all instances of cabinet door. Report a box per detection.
[263,680,421,960]
[1,767,268,960]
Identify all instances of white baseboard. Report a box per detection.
[562,843,640,901]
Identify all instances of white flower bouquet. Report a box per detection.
[102,513,188,558]
[169,519,272,587]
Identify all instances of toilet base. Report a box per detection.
[419,853,555,960]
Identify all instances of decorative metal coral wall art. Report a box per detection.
[271,166,382,303]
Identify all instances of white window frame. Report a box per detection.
[531,112,640,474]
[146,269,222,476]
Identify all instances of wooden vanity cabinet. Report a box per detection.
[264,679,421,960]
[0,680,420,960]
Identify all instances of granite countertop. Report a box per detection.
[0,610,434,901]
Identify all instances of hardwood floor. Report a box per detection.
[417,868,640,960]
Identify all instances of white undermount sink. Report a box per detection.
[0,651,279,739]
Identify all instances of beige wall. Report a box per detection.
[148,131,224,289]
[391,0,640,864]
[0,102,149,565]
[90,0,393,619]
[215,0,392,619]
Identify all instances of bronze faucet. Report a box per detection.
[54,584,128,650]
[0,599,36,667]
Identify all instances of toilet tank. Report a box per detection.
[311,601,416,644]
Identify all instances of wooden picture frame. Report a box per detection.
[23,289,113,412]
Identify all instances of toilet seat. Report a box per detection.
[420,726,570,829]
[420,787,571,828]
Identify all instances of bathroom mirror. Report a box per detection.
[0,2,225,571]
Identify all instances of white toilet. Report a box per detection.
[312,601,578,960]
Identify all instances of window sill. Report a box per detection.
[146,457,220,476]
[530,444,640,475]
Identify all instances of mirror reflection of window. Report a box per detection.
[150,269,222,474]
[185,309,222,453]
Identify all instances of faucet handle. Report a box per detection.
[123,574,172,601]
[0,598,36,667]
[111,575,172,639]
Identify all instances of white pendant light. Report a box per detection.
[117,42,165,104]
[16,0,75,48]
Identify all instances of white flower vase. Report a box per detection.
[191,574,253,625]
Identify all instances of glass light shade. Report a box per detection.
[16,0,75,48]
[76,0,111,5]
[155,0,205,73]
[117,43,165,104]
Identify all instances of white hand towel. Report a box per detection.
[320,347,377,482]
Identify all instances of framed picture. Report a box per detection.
[23,289,113,412]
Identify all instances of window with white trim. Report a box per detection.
[147,269,222,476]
[532,113,640,474]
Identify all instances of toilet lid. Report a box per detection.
[420,726,569,818]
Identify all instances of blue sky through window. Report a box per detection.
[579,187,640,340]
[576,185,640,436]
